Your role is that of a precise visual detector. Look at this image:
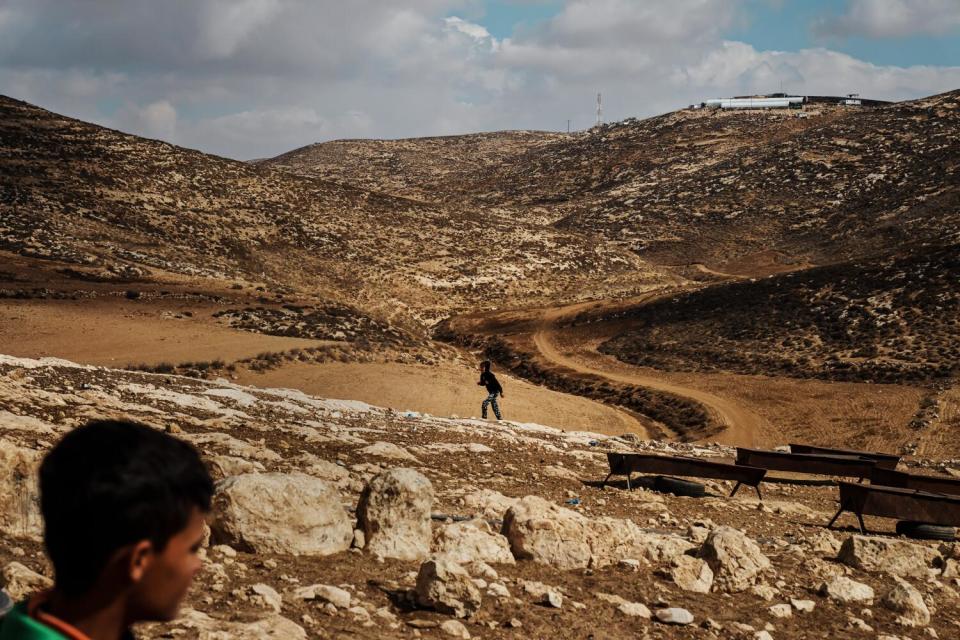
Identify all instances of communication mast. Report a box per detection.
[596,92,603,126]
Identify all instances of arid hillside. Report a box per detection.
[0,96,661,328]
[263,131,567,204]
[276,91,960,276]
[598,244,960,384]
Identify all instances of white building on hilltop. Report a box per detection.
[704,96,805,110]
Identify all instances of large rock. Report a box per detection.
[179,609,306,639]
[819,576,874,604]
[669,555,714,593]
[655,608,694,625]
[698,526,771,592]
[1,562,52,600]
[415,557,482,618]
[293,584,352,609]
[210,473,352,555]
[502,496,692,570]
[881,577,930,627]
[359,442,419,463]
[0,442,41,539]
[461,489,519,520]
[433,519,515,565]
[357,468,434,561]
[838,535,939,578]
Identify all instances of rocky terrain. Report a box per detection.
[264,132,567,204]
[598,244,960,384]
[3,86,960,638]
[3,355,960,639]
[273,91,960,277]
[0,95,660,329]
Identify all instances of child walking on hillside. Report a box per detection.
[478,360,504,420]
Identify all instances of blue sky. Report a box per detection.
[473,0,960,67]
[2,0,958,158]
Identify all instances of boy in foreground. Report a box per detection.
[0,419,214,640]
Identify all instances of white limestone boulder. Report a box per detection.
[210,473,352,556]
[357,468,434,561]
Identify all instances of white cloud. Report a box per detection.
[445,16,493,41]
[114,100,178,141]
[684,41,960,100]
[198,0,283,59]
[814,0,960,38]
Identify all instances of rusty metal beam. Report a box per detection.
[870,467,960,497]
[736,448,876,480]
[790,443,900,470]
[605,452,766,498]
[827,482,960,532]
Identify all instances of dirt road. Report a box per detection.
[455,291,769,446]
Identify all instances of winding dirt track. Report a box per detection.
[528,296,767,446]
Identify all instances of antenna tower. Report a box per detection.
[596,92,602,126]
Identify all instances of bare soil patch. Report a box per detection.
[0,298,323,367]
[235,361,646,436]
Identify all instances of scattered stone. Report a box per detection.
[211,473,352,555]
[670,555,714,593]
[790,598,815,613]
[415,557,482,618]
[596,592,628,606]
[768,603,792,618]
[838,535,939,578]
[819,576,875,604]
[881,577,930,627]
[293,584,351,609]
[440,619,471,639]
[806,530,842,556]
[373,607,397,625]
[461,489,519,520]
[655,607,694,625]
[502,495,692,570]
[249,583,282,613]
[0,443,40,538]
[847,616,873,632]
[1,562,52,600]
[359,441,419,463]
[206,455,264,479]
[698,526,771,592]
[541,590,563,608]
[357,468,434,561]
[433,518,514,565]
[751,583,778,600]
[180,609,307,639]
[407,619,439,629]
[617,602,652,618]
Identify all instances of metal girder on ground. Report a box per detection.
[604,452,767,499]
[827,482,960,534]
[736,448,876,480]
[870,467,960,497]
[789,443,900,470]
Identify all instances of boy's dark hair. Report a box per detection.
[39,420,214,595]
[481,360,491,371]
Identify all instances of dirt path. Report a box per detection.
[527,296,768,446]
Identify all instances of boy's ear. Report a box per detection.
[127,540,156,583]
